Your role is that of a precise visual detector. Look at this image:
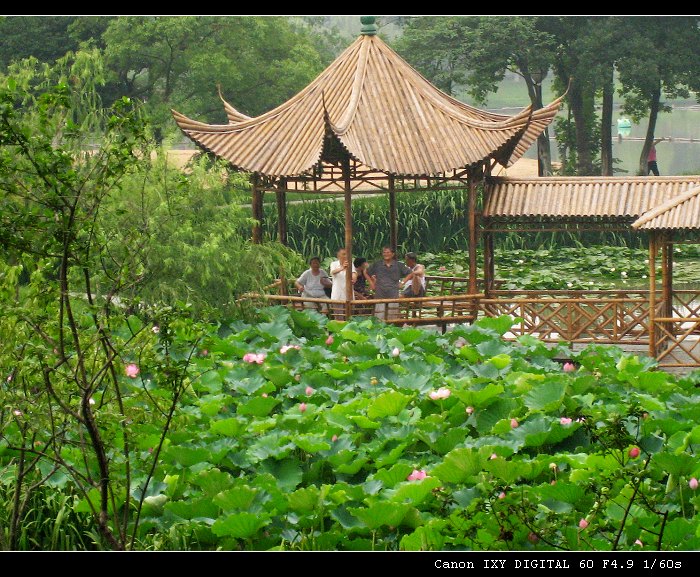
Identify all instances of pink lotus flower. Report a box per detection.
[407,469,427,481]
[510,418,519,429]
[391,347,400,357]
[578,518,588,529]
[152,326,160,334]
[438,266,446,271]
[689,477,699,490]
[528,532,539,544]
[325,335,334,346]
[332,435,338,442]
[455,337,467,348]
[628,446,640,459]
[560,417,572,426]
[490,453,498,460]
[13,409,21,417]
[563,362,576,373]
[305,386,314,396]
[6,374,11,382]
[243,353,266,364]
[299,403,307,413]
[201,349,209,356]
[429,387,451,400]
[280,344,301,354]
[125,363,140,378]
[89,398,96,406]
[261,393,268,398]
[466,406,474,415]
[498,491,506,499]
[634,539,643,547]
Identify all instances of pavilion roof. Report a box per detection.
[172,33,562,178]
[632,185,700,230]
[484,176,700,221]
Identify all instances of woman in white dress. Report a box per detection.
[330,247,356,318]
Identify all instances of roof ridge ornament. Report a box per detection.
[360,16,377,36]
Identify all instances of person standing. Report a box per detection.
[295,256,332,310]
[353,257,371,299]
[402,252,426,297]
[368,246,413,320]
[330,248,355,317]
[647,137,664,176]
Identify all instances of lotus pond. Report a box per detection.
[107,308,700,550]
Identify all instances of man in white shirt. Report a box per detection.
[402,252,426,297]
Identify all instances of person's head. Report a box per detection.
[309,256,321,271]
[405,252,418,267]
[354,257,367,271]
[381,246,395,262]
[337,247,347,261]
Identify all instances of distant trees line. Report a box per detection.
[2,16,698,176]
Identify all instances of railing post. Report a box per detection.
[651,244,656,356]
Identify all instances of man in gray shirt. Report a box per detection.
[368,246,413,320]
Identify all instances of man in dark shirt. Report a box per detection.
[368,246,413,320]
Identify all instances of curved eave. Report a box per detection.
[632,184,700,230]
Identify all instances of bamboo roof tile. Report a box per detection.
[484,176,700,220]
[632,185,700,230]
[173,33,562,178]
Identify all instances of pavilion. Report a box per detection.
[173,17,700,369]
[172,16,562,319]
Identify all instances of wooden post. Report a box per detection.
[483,230,494,297]
[251,173,263,244]
[343,157,353,320]
[276,178,287,246]
[648,232,657,359]
[661,231,674,345]
[468,171,478,295]
[389,175,397,252]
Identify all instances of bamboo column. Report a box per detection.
[389,175,397,252]
[483,230,495,296]
[648,232,657,359]
[251,173,264,244]
[276,178,288,246]
[467,167,480,323]
[467,171,478,295]
[661,231,674,345]
[343,157,353,320]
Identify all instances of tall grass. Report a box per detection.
[262,190,648,259]
[0,484,97,550]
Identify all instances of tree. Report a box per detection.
[616,17,700,175]
[396,17,558,176]
[102,16,327,132]
[0,50,303,550]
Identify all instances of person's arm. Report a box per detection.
[367,263,377,290]
[330,260,344,276]
[295,271,307,294]
[320,270,332,288]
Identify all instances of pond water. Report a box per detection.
[515,106,700,176]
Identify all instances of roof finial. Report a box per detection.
[360,16,377,36]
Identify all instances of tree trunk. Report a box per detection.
[601,65,614,176]
[639,83,662,176]
[569,80,595,175]
[524,73,553,176]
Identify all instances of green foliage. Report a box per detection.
[4,308,697,550]
[266,190,468,258]
[102,16,327,131]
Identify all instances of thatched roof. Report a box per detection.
[173,32,562,178]
[484,176,700,221]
